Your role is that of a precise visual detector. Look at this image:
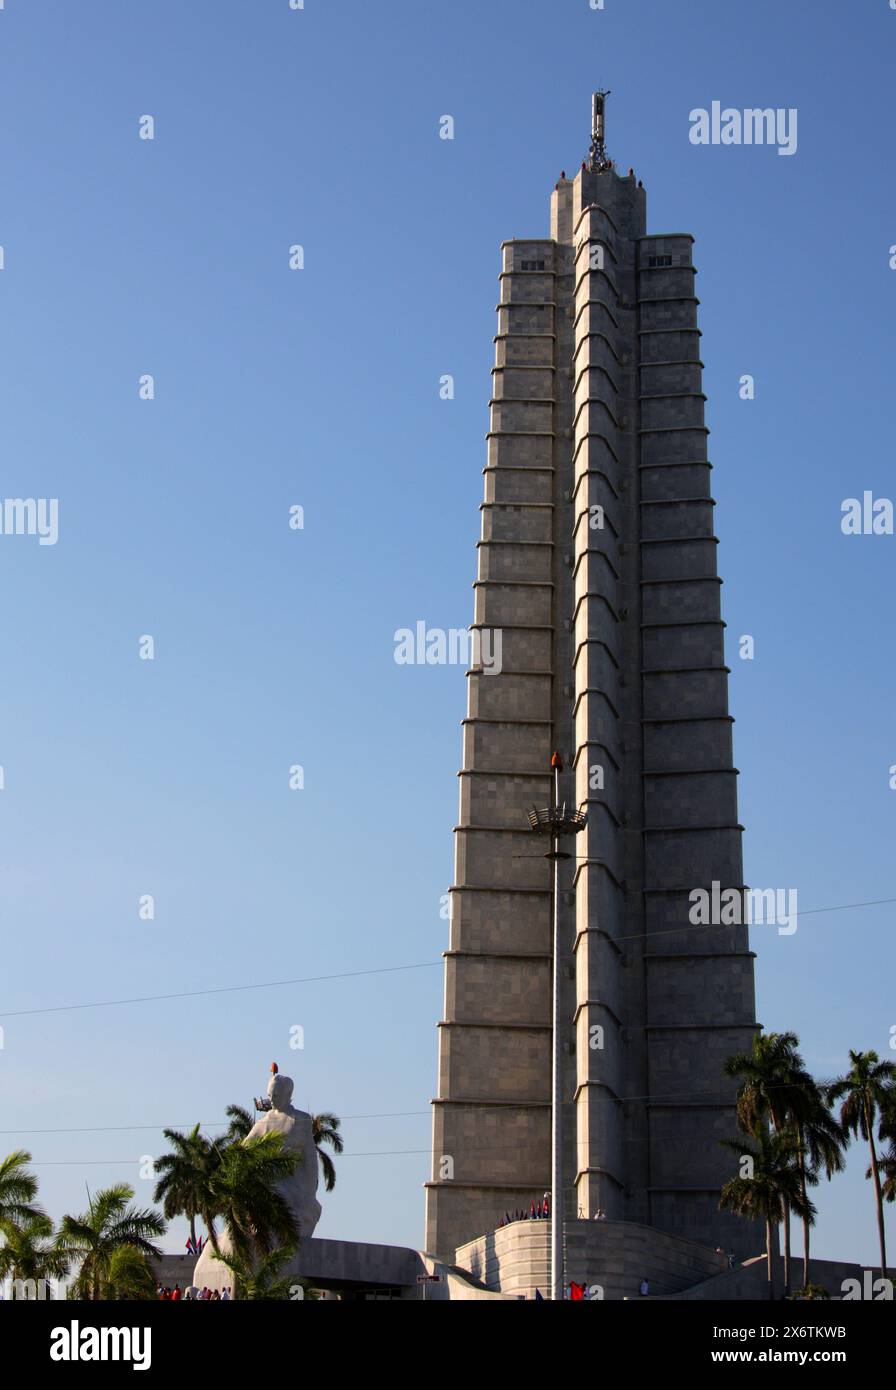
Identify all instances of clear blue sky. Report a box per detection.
[0,0,893,1266]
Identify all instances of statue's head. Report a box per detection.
[267,1072,294,1111]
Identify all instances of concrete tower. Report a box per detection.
[425,101,759,1268]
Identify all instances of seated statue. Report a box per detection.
[192,1068,320,1293]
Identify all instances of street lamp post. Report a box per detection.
[528,751,587,1301]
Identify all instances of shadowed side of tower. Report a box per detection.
[422,228,560,1258]
[425,112,759,1268]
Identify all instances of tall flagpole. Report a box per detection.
[528,752,587,1300]
[550,755,564,1301]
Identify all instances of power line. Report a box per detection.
[611,897,896,945]
[12,1077,853,1157]
[0,961,442,1020]
[0,894,891,1023]
[798,896,896,917]
[25,1115,871,1167]
[0,1111,430,1137]
[30,1151,433,1167]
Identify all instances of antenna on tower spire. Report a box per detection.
[588,89,613,172]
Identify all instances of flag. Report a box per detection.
[534,1288,544,1301]
[185,1237,195,1256]
[570,1281,585,1300]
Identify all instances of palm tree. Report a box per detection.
[0,1150,45,1232]
[222,1105,254,1146]
[828,1050,895,1281]
[793,1079,847,1287]
[312,1114,343,1192]
[880,1147,896,1203]
[213,1240,300,1301]
[0,1213,70,1298]
[153,1124,212,1250]
[209,1133,299,1266]
[724,1031,812,1292]
[198,1103,281,1250]
[878,1092,896,1203]
[105,1245,159,1301]
[719,1129,814,1300]
[56,1184,165,1300]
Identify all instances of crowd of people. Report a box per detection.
[156,1283,231,1301]
[498,1198,616,1226]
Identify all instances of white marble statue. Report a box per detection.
[192,1069,320,1293]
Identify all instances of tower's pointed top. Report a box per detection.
[588,89,613,172]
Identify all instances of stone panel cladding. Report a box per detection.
[426,165,760,1267]
[425,237,560,1260]
[637,231,758,1257]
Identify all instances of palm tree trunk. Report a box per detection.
[771,1106,791,1293]
[189,1216,197,1248]
[867,1105,888,1281]
[766,1217,774,1300]
[203,1211,220,1253]
[799,1161,810,1289]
